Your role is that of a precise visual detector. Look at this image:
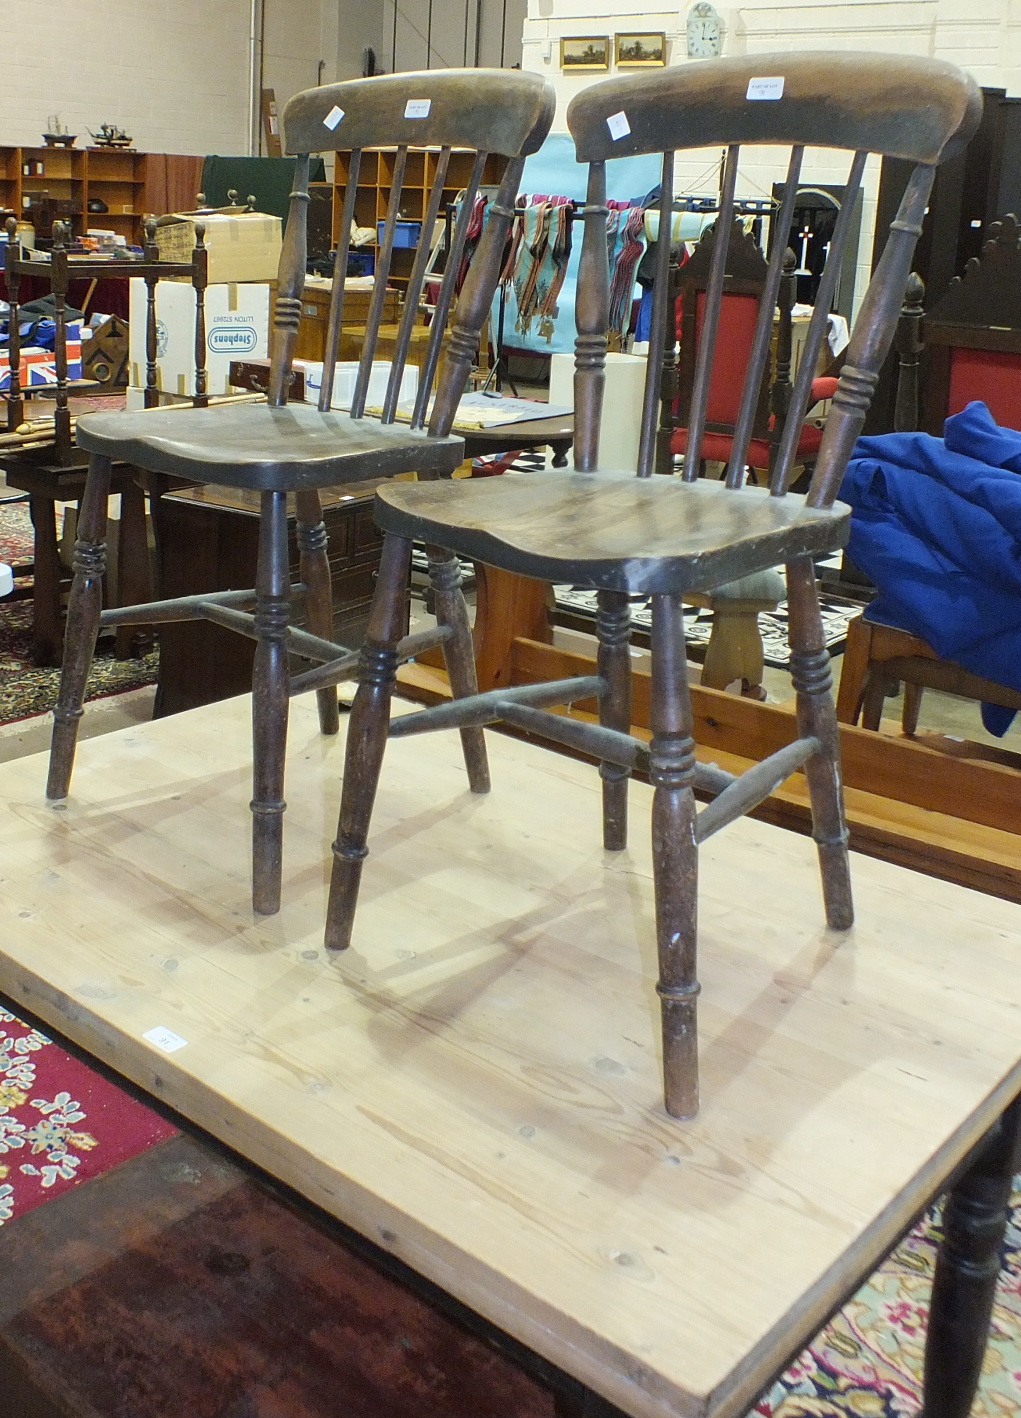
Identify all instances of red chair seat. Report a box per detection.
[671,417,824,469]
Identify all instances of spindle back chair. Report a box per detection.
[45,67,554,917]
[326,53,980,1120]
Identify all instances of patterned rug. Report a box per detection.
[0,498,159,725]
[553,584,859,671]
[0,1007,177,1227]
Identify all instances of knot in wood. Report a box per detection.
[72,541,106,578]
[649,732,696,790]
[427,557,463,593]
[358,641,399,686]
[790,648,832,696]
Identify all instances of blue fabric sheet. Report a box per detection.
[839,401,1021,736]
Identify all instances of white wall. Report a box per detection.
[521,0,1021,312]
[0,0,252,155]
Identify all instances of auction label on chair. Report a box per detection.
[606,111,631,140]
[323,105,345,130]
[405,98,432,118]
[746,76,784,100]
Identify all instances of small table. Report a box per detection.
[460,410,574,468]
[1,697,1020,1418]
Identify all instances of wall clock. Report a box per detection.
[686,3,722,58]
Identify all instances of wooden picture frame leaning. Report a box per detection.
[615,32,667,67]
[560,37,611,71]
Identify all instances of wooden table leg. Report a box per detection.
[920,1093,1021,1418]
[28,493,64,667]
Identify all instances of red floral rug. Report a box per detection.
[0,1006,176,1226]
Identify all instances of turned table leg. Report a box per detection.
[921,1094,1021,1418]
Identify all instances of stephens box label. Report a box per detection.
[208,324,259,354]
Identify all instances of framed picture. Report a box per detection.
[615,32,667,67]
[560,36,611,71]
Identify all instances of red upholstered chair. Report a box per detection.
[656,223,837,696]
[659,220,834,483]
[836,216,1021,734]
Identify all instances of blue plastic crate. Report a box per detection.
[378,220,421,249]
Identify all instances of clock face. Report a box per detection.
[687,3,722,58]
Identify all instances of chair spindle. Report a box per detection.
[680,144,740,482]
[573,161,609,472]
[319,147,362,412]
[267,156,310,409]
[411,151,487,431]
[3,217,22,432]
[770,150,866,495]
[636,153,675,478]
[191,222,209,408]
[51,222,72,463]
[142,217,160,410]
[724,145,804,488]
[430,156,524,439]
[382,146,452,425]
[351,146,408,419]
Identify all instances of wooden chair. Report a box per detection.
[325,52,980,1119]
[836,215,1021,733]
[45,68,555,916]
[1,216,207,664]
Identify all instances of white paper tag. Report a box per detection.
[143,1025,189,1054]
[746,76,784,101]
[606,110,631,141]
[323,105,345,130]
[405,98,431,119]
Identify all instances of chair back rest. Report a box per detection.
[566,51,981,507]
[274,69,554,434]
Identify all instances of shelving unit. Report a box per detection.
[333,147,508,290]
[0,146,198,246]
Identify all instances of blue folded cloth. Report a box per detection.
[840,401,1021,736]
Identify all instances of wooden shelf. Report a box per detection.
[332,145,508,289]
[0,145,200,244]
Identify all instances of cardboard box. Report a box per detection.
[129,280,270,398]
[0,322,82,390]
[155,210,282,285]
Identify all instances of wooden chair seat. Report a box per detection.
[377,471,849,595]
[76,403,465,491]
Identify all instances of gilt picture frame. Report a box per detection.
[614,33,667,68]
[560,36,611,71]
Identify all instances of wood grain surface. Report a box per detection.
[1,697,1020,1418]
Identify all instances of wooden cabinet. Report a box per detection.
[0,147,203,246]
[332,148,509,292]
[284,279,401,362]
[152,481,390,717]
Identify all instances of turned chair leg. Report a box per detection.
[786,555,853,932]
[596,589,631,851]
[47,454,113,801]
[921,1093,1021,1418]
[427,546,490,794]
[295,488,340,737]
[250,490,291,916]
[325,534,412,952]
[902,680,924,736]
[649,594,700,1120]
